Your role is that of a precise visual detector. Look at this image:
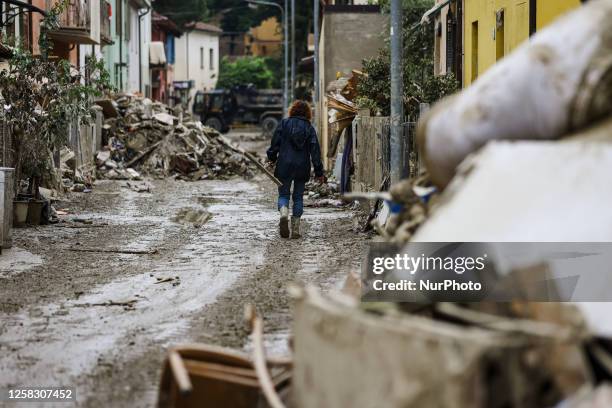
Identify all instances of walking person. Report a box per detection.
[267,100,325,238]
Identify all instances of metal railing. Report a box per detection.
[54,0,90,31]
[402,122,419,179]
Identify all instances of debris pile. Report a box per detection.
[327,70,362,158]
[310,3,612,405]
[304,179,344,208]
[96,94,255,181]
[343,173,437,240]
[292,286,592,408]
[378,174,437,243]
[59,147,94,192]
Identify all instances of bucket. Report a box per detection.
[13,200,28,227]
[26,200,44,226]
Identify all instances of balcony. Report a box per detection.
[47,0,101,45]
[100,0,112,44]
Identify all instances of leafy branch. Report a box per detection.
[357,0,459,119]
[0,0,112,193]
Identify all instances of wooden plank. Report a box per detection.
[169,350,193,395]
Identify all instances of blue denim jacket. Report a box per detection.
[267,116,324,182]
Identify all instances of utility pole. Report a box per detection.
[284,0,289,115]
[314,0,320,106]
[291,0,296,102]
[390,0,404,184]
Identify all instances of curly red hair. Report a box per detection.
[288,100,312,121]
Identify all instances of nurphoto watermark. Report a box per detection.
[362,242,612,302]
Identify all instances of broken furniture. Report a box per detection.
[157,344,291,408]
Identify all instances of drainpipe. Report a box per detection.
[119,0,123,88]
[314,0,319,105]
[290,0,295,101]
[284,0,288,114]
[186,31,189,80]
[138,4,151,94]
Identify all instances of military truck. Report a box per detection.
[192,85,283,134]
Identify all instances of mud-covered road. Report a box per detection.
[0,132,366,407]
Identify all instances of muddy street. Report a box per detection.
[0,131,365,407]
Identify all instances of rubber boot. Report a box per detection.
[279,206,290,238]
[290,216,301,239]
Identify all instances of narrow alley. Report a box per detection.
[0,131,365,407]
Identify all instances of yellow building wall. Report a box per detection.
[247,17,282,57]
[537,0,581,27]
[463,0,581,86]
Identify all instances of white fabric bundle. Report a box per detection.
[418,0,612,188]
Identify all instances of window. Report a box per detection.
[200,47,204,70]
[209,48,214,70]
[166,34,175,65]
[471,21,478,82]
[495,9,505,61]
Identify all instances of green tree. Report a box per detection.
[264,55,283,88]
[356,0,459,119]
[153,0,207,27]
[217,57,274,89]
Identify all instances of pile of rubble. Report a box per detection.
[376,174,437,243]
[326,70,362,159]
[59,147,94,192]
[344,173,437,240]
[304,179,344,208]
[96,94,255,181]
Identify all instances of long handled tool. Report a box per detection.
[218,135,283,186]
[244,151,283,187]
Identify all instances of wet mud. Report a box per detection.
[0,132,366,407]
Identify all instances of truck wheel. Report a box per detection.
[204,117,223,132]
[261,116,279,135]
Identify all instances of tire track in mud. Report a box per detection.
[189,207,365,351]
[78,181,365,408]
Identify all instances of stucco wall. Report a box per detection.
[321,12,386,88]
[316,9,386,169]
[248,16,282,57]
[174,30,220,108]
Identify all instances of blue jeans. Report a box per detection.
[278,179,306,217]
